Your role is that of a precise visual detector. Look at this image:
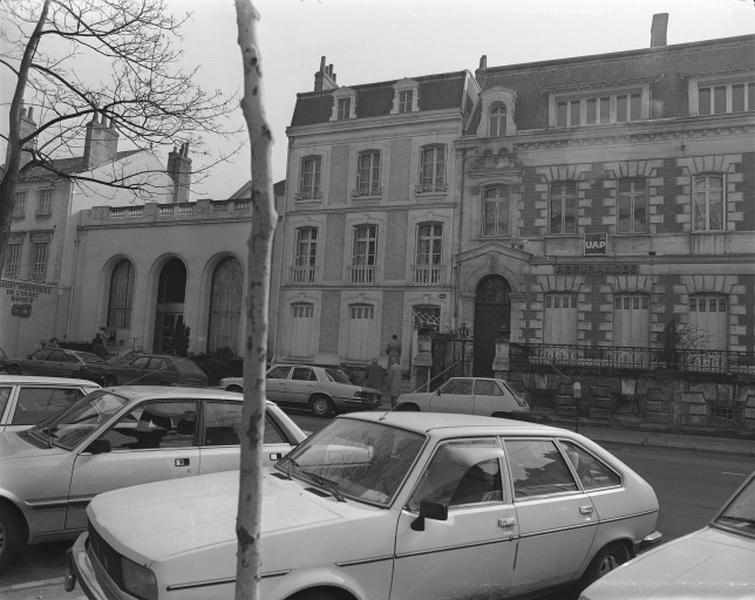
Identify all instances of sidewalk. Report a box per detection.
[0,578,84,600]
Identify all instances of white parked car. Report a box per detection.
[396,376,530,418]
[0,375,100,432]
[219,363,381,417]
[68,412,661,600]
[0,386,305,572]
[580,469,755,599]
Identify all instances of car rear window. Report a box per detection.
[175,358,206,376]
[325,368,351,384]
[505,439,578,498]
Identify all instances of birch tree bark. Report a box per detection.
[234,1,276,598]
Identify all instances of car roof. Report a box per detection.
[104,385,277,405]
[0,375,101,386]
[340,411,571,437]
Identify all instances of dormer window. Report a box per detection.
[330,87,356,121]
[391,78,419,114]
[476,87,516,138]
[489,103,507,137]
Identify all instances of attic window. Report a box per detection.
[330,88,357,121]
[392,79,419,114]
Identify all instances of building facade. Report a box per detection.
[272,17,755,397]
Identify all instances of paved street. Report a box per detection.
[1,411,752,599]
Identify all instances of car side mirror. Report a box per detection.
[85,438,111,454]
[411,500,448,531]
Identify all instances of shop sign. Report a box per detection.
[554,263,638,277]
[584,232,607,256]
[1,279,53,316]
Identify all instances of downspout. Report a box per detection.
[64,185,78,340]
[453,147,466,330]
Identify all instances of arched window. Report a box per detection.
[489,103,507,137]
[107,259,135,329]
[207,257,244,355]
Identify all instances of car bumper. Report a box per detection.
[638,529,663,550]
[338,398,380,410]
[66,533,136,600]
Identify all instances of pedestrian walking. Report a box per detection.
[362,357,385,391]
[386,333,401,363]
[386,357,402,408]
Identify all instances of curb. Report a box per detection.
[0,576,64,593]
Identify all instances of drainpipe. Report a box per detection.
[64,186,78,340]
[453,147,466,330]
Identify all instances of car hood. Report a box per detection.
[580,526,755,599]
[88,469,383,565]
[0,430,65,460]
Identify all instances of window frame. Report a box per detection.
[293,226,318,284]
[355,150,381,197]
[617,177,648,234]
[418,144,446,193]
[31,241,48,282]
[3,243,22,279]
[482,184,510,237]
[549,181,577,235]
[12,191,27,218]
[488,103,506,137]
[692,174,725,232]
[298,155,322,201]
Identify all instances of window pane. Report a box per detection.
[749,83,755,113]
[506,439,577,498]
[713,86,727,114]
[569,100,580,126]
[13,387,84,425]
[630,94,641,120]
[732,84,745,112]
[204,402,241,446]
[599,97,610,123]
[616,95,627,122]
[586,98,597,124]
[557,102,567,127]
[618,195,631,233]
[699,87,711,114]
[561,441,620,490]
[102,401,197,450]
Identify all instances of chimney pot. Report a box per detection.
[479,55,487,70]
[651,13,669,48]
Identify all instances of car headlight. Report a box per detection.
[121,556,157,600]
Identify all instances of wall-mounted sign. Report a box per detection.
[1,280,53,311]
[554,263,638,277]
[584,232,607,256]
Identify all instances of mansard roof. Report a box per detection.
[290,70,473,127]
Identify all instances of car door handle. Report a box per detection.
[579,505,594,515]
[498,517,516,528]
[174,458,190,467]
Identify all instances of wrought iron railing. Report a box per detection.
[512,343,755,375]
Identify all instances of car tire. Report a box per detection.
[581,541,631,586]
[310,394,333,418]
[0,503,24,573]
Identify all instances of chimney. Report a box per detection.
[83,112,119,170]
[167,142,192,203]
[9,103,38,169]
[314,56,338,92]
[650,13,669,48]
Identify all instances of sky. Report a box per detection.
[3,0,755,200]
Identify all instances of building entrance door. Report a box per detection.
[153,258,187,353]
[473,275,511,376]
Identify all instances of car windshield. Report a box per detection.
[73,351,107,364]
[713,474,755,538]
[276,418,425,507]
[324,368,351,384]
[29,390,129,450]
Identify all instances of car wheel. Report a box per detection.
[6,364,20,375]
[289,590,338,600]
[396,403,419,411]
[581,542,631,586]
[227,384,243,393]
[309,395,333,418]
[0,503,24,573]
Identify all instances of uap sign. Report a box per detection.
[584,232,607,256]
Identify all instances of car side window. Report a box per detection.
[150,358,169,371]
[505,438,578,499]
[267,366,290,379]
[101,401,197,450]
[441,379,473,394]
[291,367,313,381]
[12,387,84,425]
[32,349,53,360]
[63,353,80,364]
[408,438,504,512]
[560,440,621,490]
[203,402,288,446]
[49,349,66,361]
[474,380,503,396]
[130,356,151,369]
[0,387,11,419]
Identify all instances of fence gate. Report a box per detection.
[429,327,473,390]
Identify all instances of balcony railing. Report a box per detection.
[289,265,319,285]
[349,265,377,285]
[410,264,446,286]
[512,343,755,375]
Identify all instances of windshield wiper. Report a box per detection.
[716,515,755,527]
[276,455,298,479]
[30,425,57,448]
[301,470,345,502]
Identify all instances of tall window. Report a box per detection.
[488,103,506,137]
[207,257,243,355]
[419,145,446,192]
[618,178,647,233]
[337,97,351,120]
[31,242,48,281]
[693,174,724,231]
[544,293,578,344]
[398,90,413,113]
[613,294,649,347]
[414,222,443,284]
[557,91,642,127]
[299,156,322,200]
[37,189,53,215]
[351,224,378,284]
[550,182,577,234]
[483,185,510,237]
[3,244,21,279]
[356,150,381,196]
[107,259,135,330]
[293,227,318,283]
[688,294,728,350]
[12,192,26,217]
[345,303,376,361]
[289,302,317,357]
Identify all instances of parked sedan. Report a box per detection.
[396,376,530,418]
[102,352,207,387]
[219,363,381,416]
[580,469,755,599]
[4,347,108,384]
[0,386,305,572]
[0,375,100,432]
[68,413,661,600]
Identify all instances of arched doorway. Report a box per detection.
[207,256,243,355]
[473,275,511,376]
[153,258,187,353]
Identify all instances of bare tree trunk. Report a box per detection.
[233,1,276,599]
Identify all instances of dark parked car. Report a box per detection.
[4,348,107,384]
[0,347,7,372]
[102,352,208,387]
